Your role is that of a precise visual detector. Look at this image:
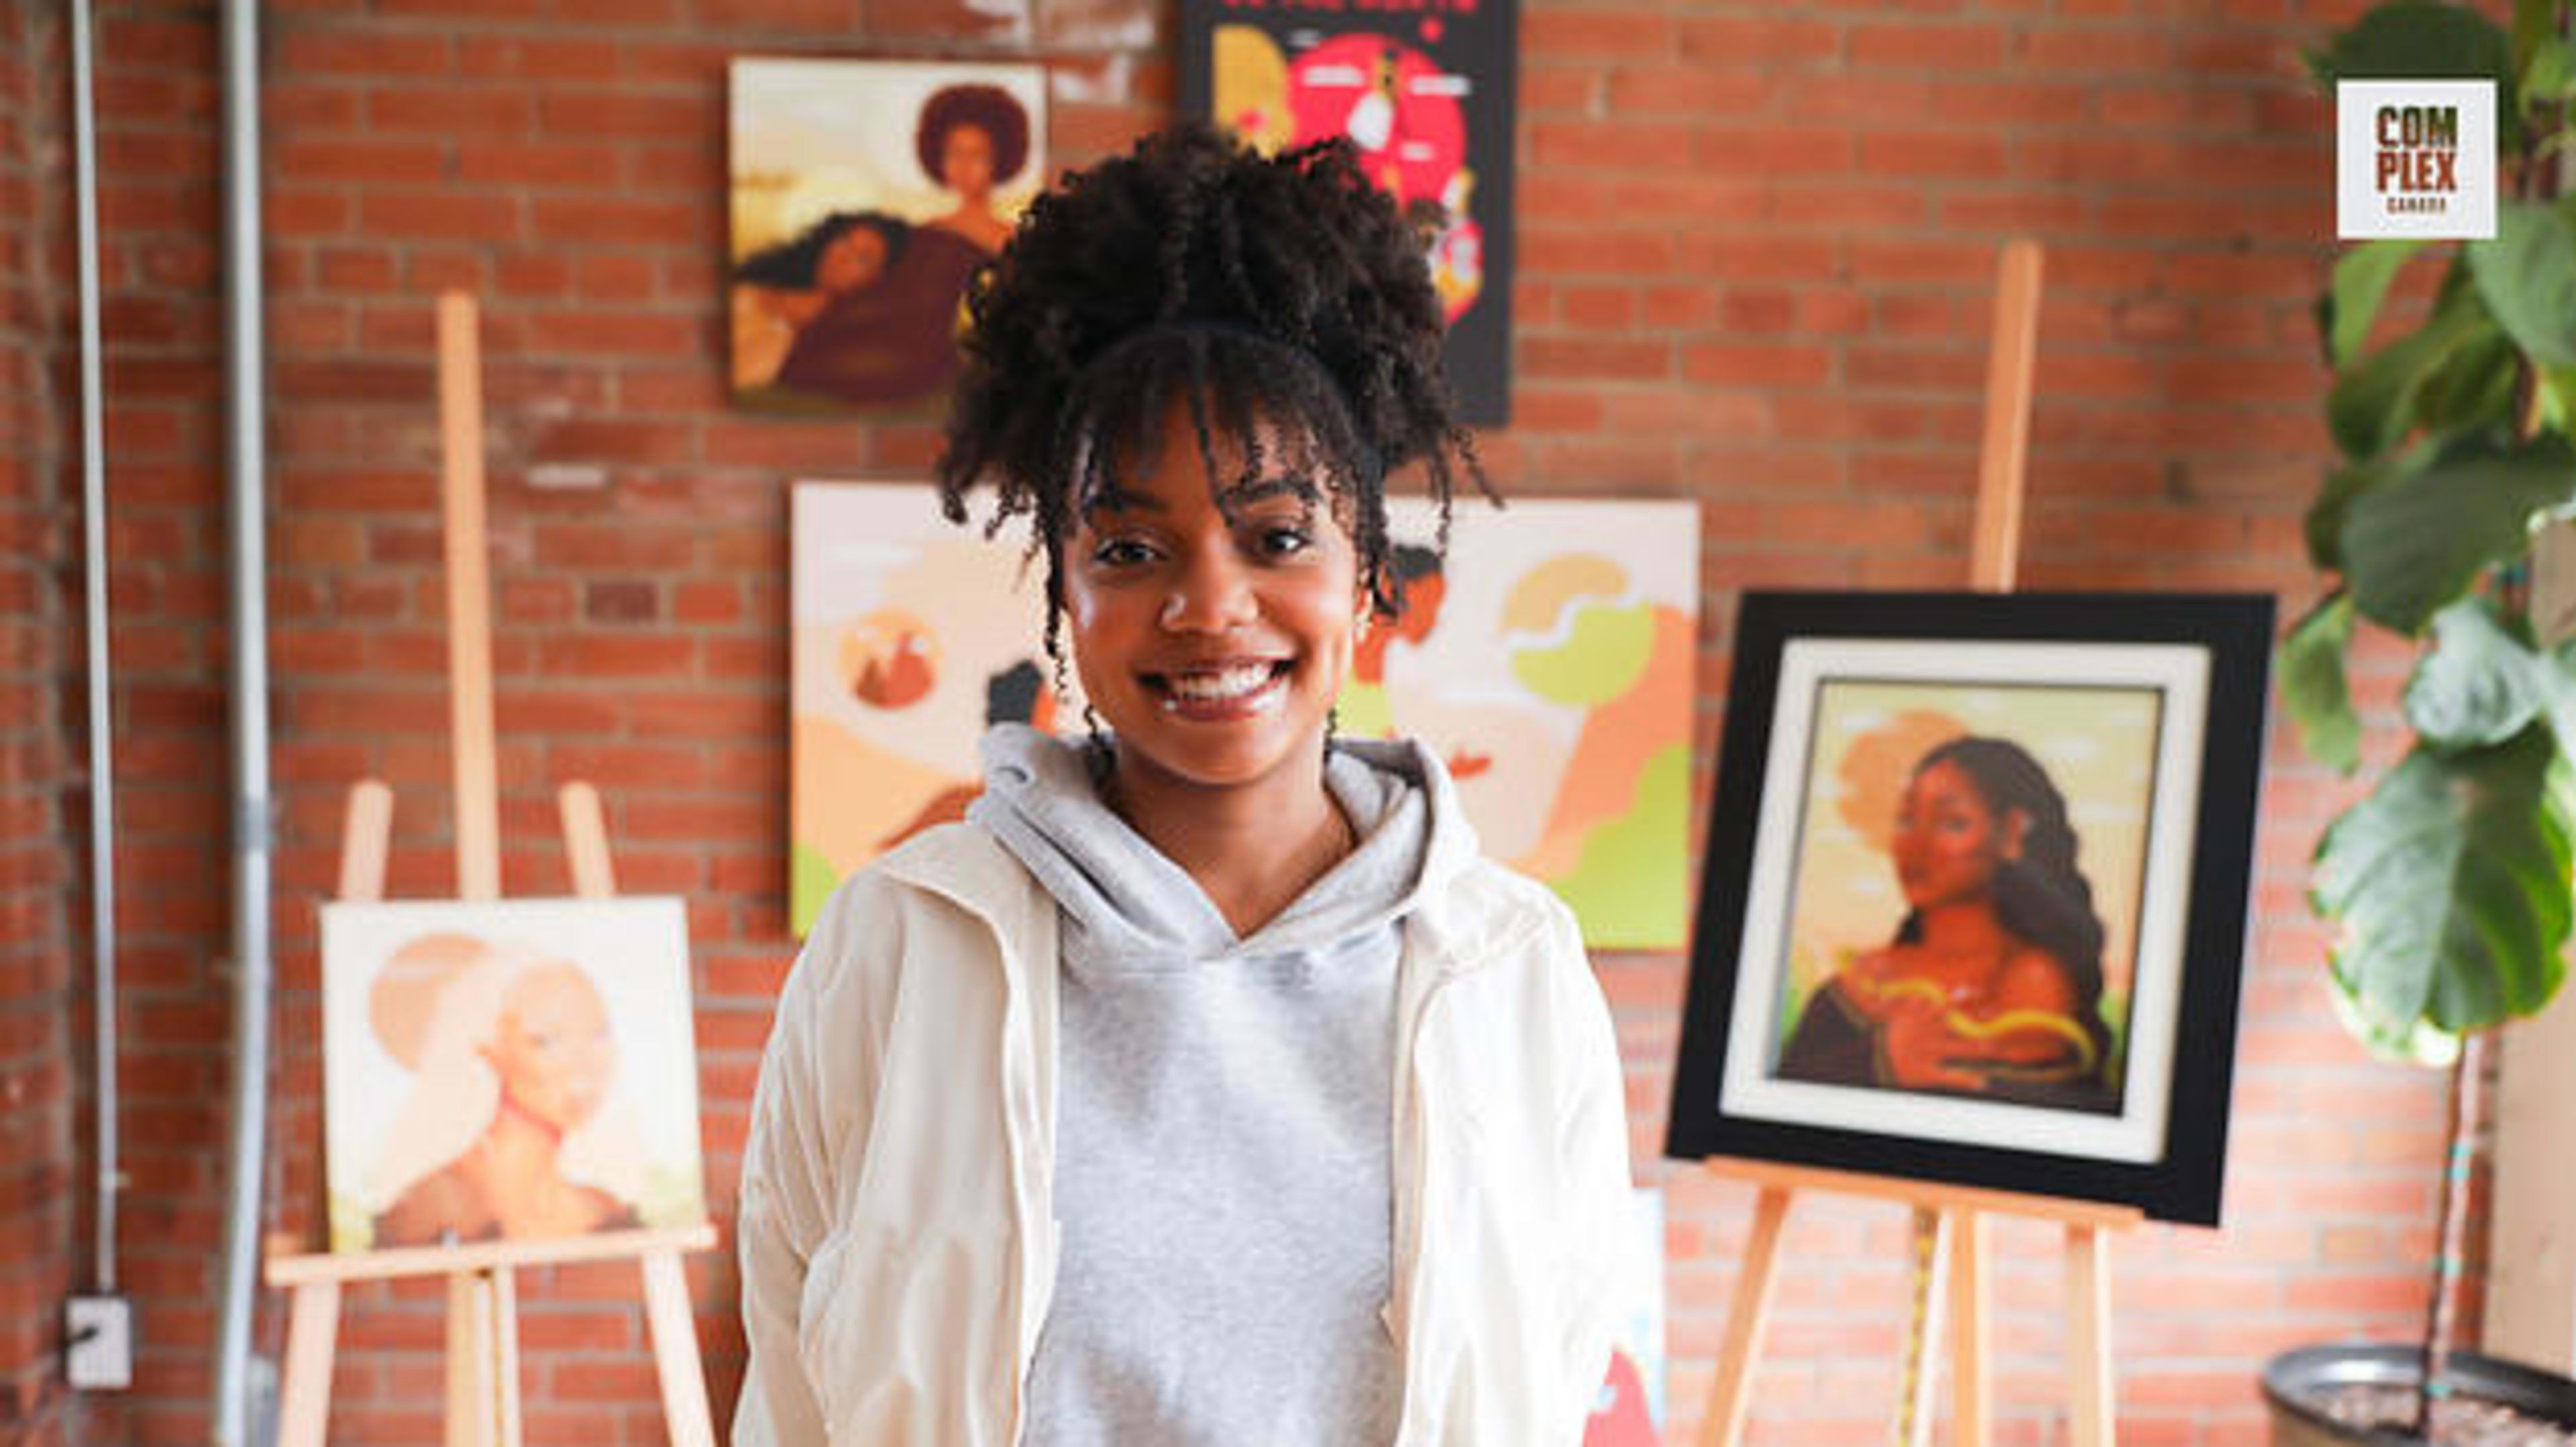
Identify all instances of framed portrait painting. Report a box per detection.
[1665,592,2274,1226]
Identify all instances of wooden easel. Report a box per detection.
[262,294,719,1446]
[1695,241,2145,1447]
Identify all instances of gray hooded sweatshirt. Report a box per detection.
[969,722,1454,1446]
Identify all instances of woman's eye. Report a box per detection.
[1092,538,1155,567]
[1256,526,1313,557]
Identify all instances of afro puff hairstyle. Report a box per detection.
[932,123,1491,679]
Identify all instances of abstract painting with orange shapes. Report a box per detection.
[791,481,1081,936]
[1182,0,1515,423]
[319,896,708,1254]
[1365,497,1698,947]
[790,483,1697,947]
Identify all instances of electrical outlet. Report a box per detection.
[65,1295,131,1391]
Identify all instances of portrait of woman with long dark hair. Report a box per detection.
[1778,734,2123,1114]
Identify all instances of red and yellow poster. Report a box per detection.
[1181,0,1517,423]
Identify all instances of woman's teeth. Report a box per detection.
[1163,663,1279,701]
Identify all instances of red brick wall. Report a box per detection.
[26,0,2461,1441]
[1,1,80,1439]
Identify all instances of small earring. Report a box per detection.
[1083,702,1114,785]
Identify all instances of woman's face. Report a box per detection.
[1891,759,2019,911]
[816,226,889,294]
[941,123,997,200]
[1063,403,1362,798]
[484,963,614,1136]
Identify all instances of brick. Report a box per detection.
[1522,9,1674,58]
[1848,21,2006,68]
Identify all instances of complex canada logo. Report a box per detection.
[2337,80,2497,239]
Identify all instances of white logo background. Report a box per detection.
[2337,80,2498,240]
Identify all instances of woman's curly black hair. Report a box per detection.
[933,123,1491,680]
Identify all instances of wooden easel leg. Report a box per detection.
[2066,1223,2116,1447]
[446,1271,488,1447]
[1894,1207,1950,1447]
[641,1250,717,1446]
[492,1267,522,1447]
[1697,1185,1793,1447]
[277,1279,341,1447]
[1950,1210,1990,1447]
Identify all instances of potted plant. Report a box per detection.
[2271,0,2576,1440]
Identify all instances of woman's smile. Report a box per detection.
[1148,657,1293,716]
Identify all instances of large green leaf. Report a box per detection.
[2414,327,2523,435]
[2341,434,2576,633]
[2313,725,2575,1053]
[2404,596,2546,749]
[2470,202,2576,368]
[2514,0,2557,76]
[2542,366,2576,431]
[2524,35,2572,115]
[2324,240,2431,370]
[2328,281,2498,459]
[2283,592,2364,773]
[2309,440,2435,570]
[2309,1,2521,147]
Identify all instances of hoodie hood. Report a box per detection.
[967,723,1476,968]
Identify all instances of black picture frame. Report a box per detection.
[1665,591,2275,1226]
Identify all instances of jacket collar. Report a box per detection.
[878,733,1542,985]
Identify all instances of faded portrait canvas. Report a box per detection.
[319,896,708,1254]
[789,482,1699,947]
[729,57,1045,413]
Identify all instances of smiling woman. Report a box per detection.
[733,125,1636,1447]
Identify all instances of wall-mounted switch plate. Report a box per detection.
[66,1295,132,1390]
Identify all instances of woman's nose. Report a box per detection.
[1161,546,1257,631]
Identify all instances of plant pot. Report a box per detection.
[2263,1344,2576,1446]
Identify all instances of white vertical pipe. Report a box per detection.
[67,0,118,1297]
[211,0,271,1437]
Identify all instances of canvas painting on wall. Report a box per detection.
[1181,0,1517,423]
[729,57,1045,413]
[319,896,708,1254]
[790,483,1697,948]
[1368,496,1698,949]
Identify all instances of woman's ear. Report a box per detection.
[2002,808,2031,861]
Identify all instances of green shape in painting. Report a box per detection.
[1511,600,1656,707]
[1550,743,1690,948]
[792,841,843,937]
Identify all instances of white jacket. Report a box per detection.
[735,820,1633,1445]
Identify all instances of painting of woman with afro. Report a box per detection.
[728,60,1044,411]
